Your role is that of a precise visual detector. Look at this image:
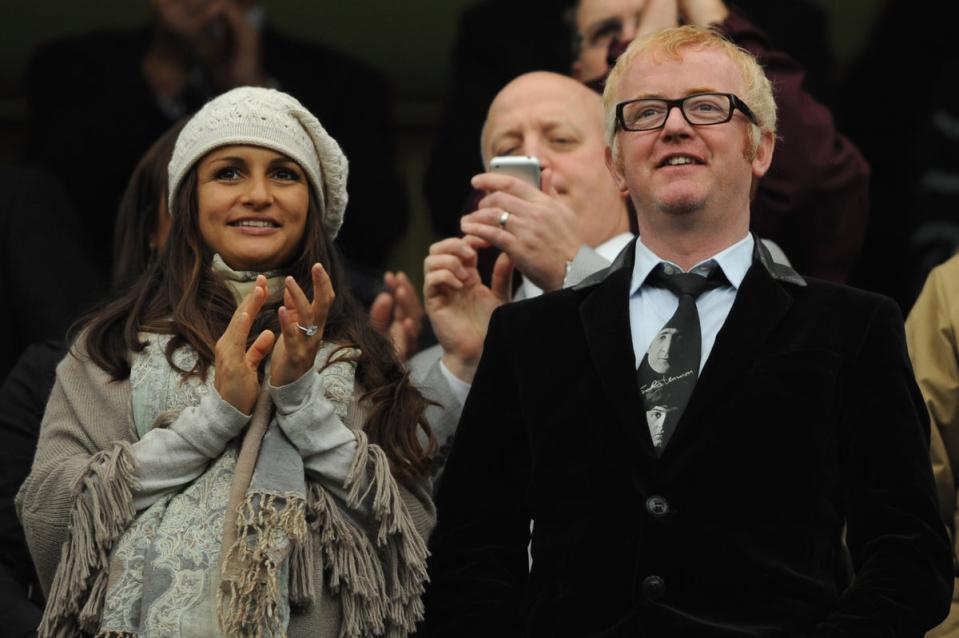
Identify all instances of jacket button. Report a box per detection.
[646,495,669,517]
[642,575,665,601]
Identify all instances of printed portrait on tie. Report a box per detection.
[642,383,681,449]
[647,326,681,373]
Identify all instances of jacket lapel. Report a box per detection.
[661,247,796,458]
[578,240,656,458]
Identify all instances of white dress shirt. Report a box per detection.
[629,234,754,373]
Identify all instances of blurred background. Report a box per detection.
[0,0,887,284]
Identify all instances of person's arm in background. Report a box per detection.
[369,271,424,360]
[906,257,959,636]
[408,236,511,486]
[421,236,512,385]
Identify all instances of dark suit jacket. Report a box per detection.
[421,238,952,637]
[0,341,65,637]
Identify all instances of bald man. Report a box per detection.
[410,71,631,443]
[465,71,632,296]
[409,72,632,479]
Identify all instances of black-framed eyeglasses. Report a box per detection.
[615,93,759,132]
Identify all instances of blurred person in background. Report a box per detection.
[906,254,959,638]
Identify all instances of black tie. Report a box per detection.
[636,264,727,454]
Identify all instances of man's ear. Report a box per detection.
[605,144,629,193]
[751,130,775,178]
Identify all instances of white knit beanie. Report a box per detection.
[167,86,349,238]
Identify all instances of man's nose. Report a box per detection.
[521,141,550,172]
[661,105,693,140]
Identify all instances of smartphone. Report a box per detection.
[490,156,541,189]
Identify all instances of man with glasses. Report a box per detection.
[422,26,951,637]
[566,0,868,286]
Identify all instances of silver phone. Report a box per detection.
[490,155,541,189]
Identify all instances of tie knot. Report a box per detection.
[648,263,727,299]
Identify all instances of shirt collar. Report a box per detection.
[629,233,754,296]
[596,232,635,262]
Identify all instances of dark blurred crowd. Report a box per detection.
[3,0,959,636]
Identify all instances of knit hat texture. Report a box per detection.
[167,86,348,238]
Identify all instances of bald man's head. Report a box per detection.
[481,72,604,165]
[479,71,629,248]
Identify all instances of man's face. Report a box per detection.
[572,0,647,82]
[647,327,678,373]
[483,72,628,247]
[605,47,773,230]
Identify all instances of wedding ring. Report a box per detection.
[296,323,319,337]
[498,210,510,228]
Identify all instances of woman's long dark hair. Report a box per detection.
[79,165,435,481]
[111,119,186,288]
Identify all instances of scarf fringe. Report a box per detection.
[36,441,138,638]
[219,491,307,638]
[289,524,317,610]
[304,430,428,638]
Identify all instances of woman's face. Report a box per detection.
[196,145,310,271]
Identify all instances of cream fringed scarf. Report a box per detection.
[35,259,430,638]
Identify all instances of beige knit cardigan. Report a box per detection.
[15,341,435,638]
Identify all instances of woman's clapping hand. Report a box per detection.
[271,263,335,388]
[213,264,334,413]
[214,275,276,415]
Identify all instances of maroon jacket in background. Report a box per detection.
[718,9,870,284]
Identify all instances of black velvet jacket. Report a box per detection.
[421,238,952,637]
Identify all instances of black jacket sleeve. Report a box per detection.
[420,306,531,637]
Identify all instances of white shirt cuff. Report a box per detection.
[439,359,472,406]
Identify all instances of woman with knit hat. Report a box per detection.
[17,86,435,638]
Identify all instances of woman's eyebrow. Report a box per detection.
[207,155,248,166]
